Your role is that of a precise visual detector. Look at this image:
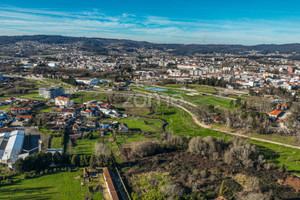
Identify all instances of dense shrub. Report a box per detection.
[132,141,161,158]
[188,136,266,171]
[160,182,185,197]
[224,138,265,170]
[188,136,225,159]
[164,136,188,149]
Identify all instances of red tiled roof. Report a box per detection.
[11,108,27,111]
[269,109,282,116]
[103,167,120,200]
[16,115,32,119]
[55,96,70,101]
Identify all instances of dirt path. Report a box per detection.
[132,91,300,150]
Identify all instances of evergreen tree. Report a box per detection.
[14,158,25,173]
[53,151,62,165]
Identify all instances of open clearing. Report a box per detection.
[0,170,85,200]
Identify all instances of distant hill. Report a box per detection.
[0,35,300,55]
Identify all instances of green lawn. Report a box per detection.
[51,136,62,148]
[117,117,164,133]
[40,107,57,113]
[18,92,46,100]
[0,170,84,200]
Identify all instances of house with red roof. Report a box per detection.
[55,96,74,108]
[268,109,283,118]
[81,109,93,117]
[16,115,32,121]
[11,107,28,115]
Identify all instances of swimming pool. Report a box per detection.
[146,87,168,92]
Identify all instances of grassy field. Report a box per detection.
[251,140,300,175]
[73,92,109,104]
[0,170,85,200]
[182,94,232,109]
[71,132,100,155]
[40,128,54,135]
[18,92,46,100]
[155,104,231,138]
[40,107,57,113]
[164,84,218,94]
[51,136,62,148]
[134,86,232,109]
[117,117,164,133]
[28,79,75,90]
[248,132,300,147]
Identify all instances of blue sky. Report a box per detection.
[1,0,300,44]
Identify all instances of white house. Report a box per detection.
[55,96,74,107]
[177,64,200,70]
[48,62,59,67]
[76,78,99,85]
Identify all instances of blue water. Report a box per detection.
[146,87,168,92]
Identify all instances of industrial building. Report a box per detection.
[0,130,25,168]
[39,87,65,99]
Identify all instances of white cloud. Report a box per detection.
[1,6,300,44]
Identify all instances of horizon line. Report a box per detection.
[1,34,300,47]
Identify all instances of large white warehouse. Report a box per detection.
[0,130,25,168]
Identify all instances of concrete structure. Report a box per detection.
[39,87,65,99]
[0,130,25,168]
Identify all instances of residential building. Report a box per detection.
[11,108,28,115]
[75,78,99,85]
[55,96,74,107]
[39,87,65,99]
[268,109,283,118]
